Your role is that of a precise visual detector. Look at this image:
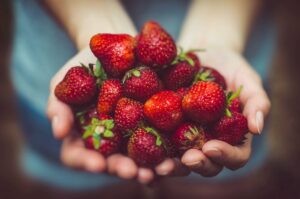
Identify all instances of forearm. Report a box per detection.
[178,0,262,53]
[44,0,137,50]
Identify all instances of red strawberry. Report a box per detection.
[163,61,197,90]
[123,67,161,101]
[228,98,242,113]
[55,66,97,105]
[226,87,243,113]
[176,87,189,98]
[171,123,210,154]
[128,127,166,167]
[82,115,121,156]
[194,66,227,89]
[136,21,177,69]
[90,34,136,78]
[182,81,226,123]
[144,91,183,132]
[211,112,248,145]
[114,97,144,132]
[97,79,123,115]
[162,49,201,90]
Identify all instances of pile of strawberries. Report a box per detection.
[55,21,248,167]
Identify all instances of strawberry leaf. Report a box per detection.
[225,108,232,117]
[95,59,107,80]
[103,119,114,129]
[103,130,113,138]
[156,136,162,146]
[132,70,141,77]
[93,136,101,149]
[82,125,94,139]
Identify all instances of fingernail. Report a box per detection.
[87,158,103,173]
[255,111,264,134]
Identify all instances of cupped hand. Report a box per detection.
[180,47,271,176]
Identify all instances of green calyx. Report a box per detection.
[225,86,243,117]
[145,127,163,146]
[171,47,205,66]
[226,86,243,105]
[184,126,200,141]
[122,66,147,83]
[193,68,215,83]
[82,118,115,149]
[80,60,107,87]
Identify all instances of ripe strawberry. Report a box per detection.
[228,98,242,113]
[82,114,121,156]
[136,21,177,69]
[171,123,210,154]
[128,127,166,167]
[144,91,183,132]
[163,61,197,90]
[114,97,144,132]
[90,34,136,78]
[162,49,202,90]
[176,87,189,98]
[194,66,227,89]
[226,87,243,113]
[211,112,248,145]
[97,79,123,115]
[55,66,97,105]
[123,67,161,101]
[182,81,226,123]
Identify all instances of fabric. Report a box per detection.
[11,0,275,190]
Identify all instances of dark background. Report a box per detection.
[1,0,300,199]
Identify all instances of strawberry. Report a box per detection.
[55,66,97,105]
[82,114,121,156]
[97,79,123,115]
[123,67,161,101]
[226,87,243,113]
[194,66,227,89]
[136,21,177,69]
[163,62,197,90]
[127,127,166,167]
[162,49,202,90]
[182,81,226,123]
[228,98,242,113]
[171,123,210,154]
[176,87,189,98]
[90,34,136,78]
[144,91,183,132]
[114,97,144,132]
[211,112,248,145]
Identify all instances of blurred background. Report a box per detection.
[1,0,300,199]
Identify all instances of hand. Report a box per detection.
[180,47,271,176]
[46,47,189,184]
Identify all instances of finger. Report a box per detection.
[181,149,223,177]
[47,95,74,139]
[234,68,271,134]
[61,135,106,172]
[202,134,252,170]
[107,154,138,179]
[137,168,155,184]
[155,158,190,176]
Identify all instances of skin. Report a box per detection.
[46,0,270,184]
